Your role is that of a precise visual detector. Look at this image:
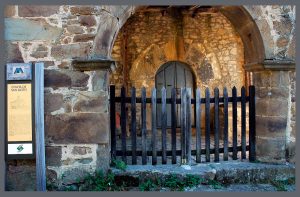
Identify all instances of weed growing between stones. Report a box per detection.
[270,177,295,191]
[111,159,127,171]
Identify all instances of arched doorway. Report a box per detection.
[155,61,195,127]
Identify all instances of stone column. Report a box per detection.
[245,60,295,163]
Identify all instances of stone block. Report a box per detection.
[44,93,64,113]
[280,71,290,87]
[73,34,96,42]
[72,146,92,155]
[57,61,71,69]
[31,44,48,58]
[47,168,58,183]
[270,87,289,99]
[45,113,109,144]
[270,71,282,87]
[96,144,110,172]
[44,69,72,88]
[79,15,96,27]
[60,167,91,184]
[5,5,15,17]
[44,69,89,89]
[252,71,271,87]
[73,91,108,113]
[276,36,289,48]
[92,70,109,91]
[256,137,286,163]
[70,6,98,15]
[273,18,293,36]
[51,43,91,60]
[18,5,60,17]
[256,98,288,117]
[256,116,287,138]
[92,12,118,57]
[5,42,23,63]
[46,146,62,166]
[78,158,93,164]
[43,61,55,68]
[6,160,36,191]
[286,141,296,163]
[5,18,63,41]
[66,25,84,34]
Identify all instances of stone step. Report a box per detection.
[112,161,295,185]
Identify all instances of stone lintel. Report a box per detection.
[244,59,295,71]
[72,57,115,71]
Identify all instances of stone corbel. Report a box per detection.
[71,57,116,72]
[244,59,295,71]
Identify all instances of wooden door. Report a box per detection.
[156,61,194,127]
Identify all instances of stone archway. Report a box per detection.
[97,5,295,163]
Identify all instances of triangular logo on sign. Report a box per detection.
[14,67,24,74]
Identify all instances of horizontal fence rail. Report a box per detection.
[110,85,256,165]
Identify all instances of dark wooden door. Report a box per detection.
[156,61,194,127]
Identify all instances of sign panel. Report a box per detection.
[6,63,35,160]
[7,83,32,142]
[8,144,33,155]
[6,63,32,80]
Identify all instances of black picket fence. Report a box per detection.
[110,85,256,165]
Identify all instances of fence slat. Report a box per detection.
[196,88,201,163]
[214,88,219,162]
[110,85,116,160]
[186,88,192,164]
[131,87,137,165]
[205,88,210,162]
[223,87,229,161]
[171,88,177,164]
[232,86,238,160]
[151,88,157,165]
[141,87,147,165]
[249,86,256,161]
[181,88,187,164]
[241,86,246,160]
[161,87,167,164]
[121,87,127,164]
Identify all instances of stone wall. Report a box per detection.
[4,5,296,191]
[111,9,245,96]
[5,5,111,190]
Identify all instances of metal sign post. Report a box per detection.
[35,62,46,191]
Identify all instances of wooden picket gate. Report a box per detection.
[110,85,256,165]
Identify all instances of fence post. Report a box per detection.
[232,86,237,160]
[249,86,256,161]
[186,88,192,164]
[181,88,187,164]
[195,88,201,163]
[161,87,167,164]
[110,85,116,160]
[214,88,219,162]
[171,88,177,164]
[151,88,157,165]
[205,88,210,162]
[241,86,246,160]
[121,87,127,163]
[223,87,228,161]
[131,87,137,164]
[141,87,147,165]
